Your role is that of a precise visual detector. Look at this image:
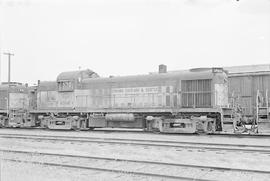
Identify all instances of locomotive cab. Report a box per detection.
[35,69,99,130]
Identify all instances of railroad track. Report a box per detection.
[0,133,270,154]
[2,127,270,138]
[1,149,270,181]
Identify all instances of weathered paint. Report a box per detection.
[37,91,75,109]
[0,90,8,110]
[215,84,228,107]
[9,93,29,109]
[37,91,58,108]
[111,86,168,108]
[34,68,228,133]
[58,92,74,108]
[228,73,270,116]
[75,70,227,111]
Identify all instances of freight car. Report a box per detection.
[28,65,229,134]
[224,65,270,133]
[0,82,30,127]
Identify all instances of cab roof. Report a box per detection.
[57,69,99,82]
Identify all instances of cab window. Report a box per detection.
[58,81,74,92]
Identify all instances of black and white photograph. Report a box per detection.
[0,0,270,180]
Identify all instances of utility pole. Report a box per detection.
[3,52,14,84]
[3,52,14,118]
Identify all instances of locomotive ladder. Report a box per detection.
[256,89,270,133]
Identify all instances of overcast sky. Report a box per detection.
[0,0,269,84]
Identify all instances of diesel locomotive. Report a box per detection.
[1,64,270,134]
[0,82,30,127]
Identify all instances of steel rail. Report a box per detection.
[1,149,270,175]
[2,149,215,181]
[1,127,270,137]
[4,158,210,181]
[1,133,270,153]
[1,132,270,148]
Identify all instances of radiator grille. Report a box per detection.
[181,79,212,108]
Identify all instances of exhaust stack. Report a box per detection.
[159,64,167,74]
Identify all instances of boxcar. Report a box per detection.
[225,65,270,133]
